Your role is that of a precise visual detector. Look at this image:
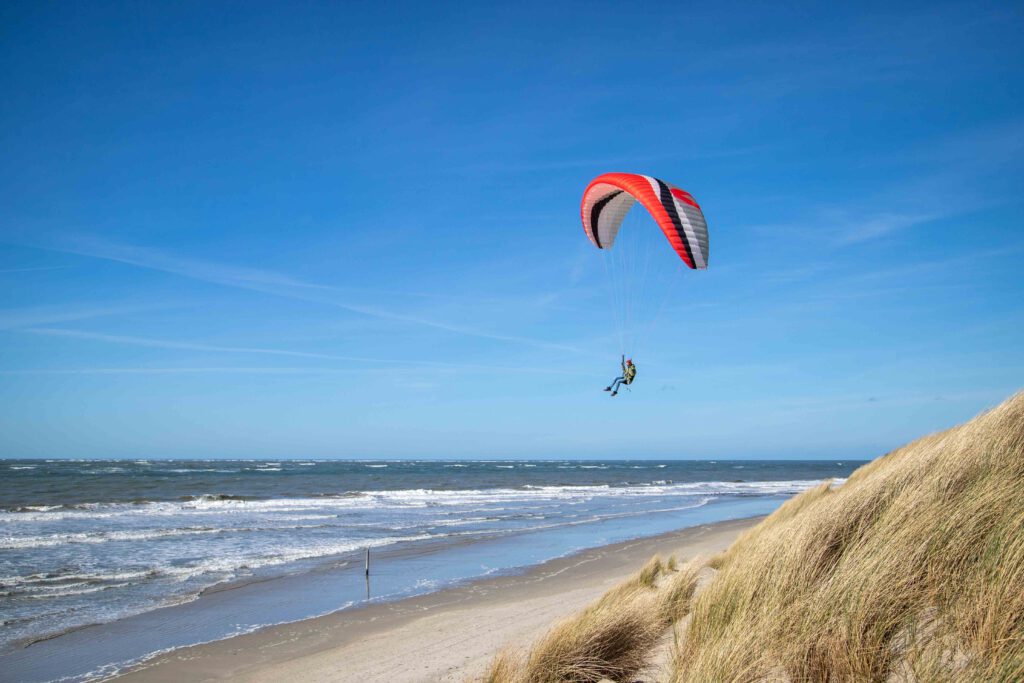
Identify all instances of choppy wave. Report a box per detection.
[1,522,339,550]
[0,479,836,522]
[1,458,861,668]
[3,533,437,591]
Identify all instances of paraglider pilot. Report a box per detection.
[605,356,637,397]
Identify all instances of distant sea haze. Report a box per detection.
[0,459,860,682]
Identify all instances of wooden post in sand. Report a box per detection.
[365,547,370,576]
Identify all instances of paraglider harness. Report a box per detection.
[605,356,637,396]
[622,356,637,390]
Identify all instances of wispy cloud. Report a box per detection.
[834,244,1024,284]
[833,211,942,245]
[0,364,590,378]
[679,5,1014,105]
[0,303,165,330]
[0,366,367,376]
[0,265,71,273]
[23,328,376,362]
[916,117,1024,172]
[24,235,588,356]
[18,328,592,376]
[447,144,774,176]
[44,238,326,291]
[738,115,1023,252]
[745,207,954,249]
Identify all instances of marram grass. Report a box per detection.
[484,556,701,683]
[672,391,1024,683]
[484,392,1024,683]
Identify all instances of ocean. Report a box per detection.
[0,458,861,681]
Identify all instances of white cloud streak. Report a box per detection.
[0,303,165,330]
[19,328,591,376]
[29,236,588,356]
[833,212,942,245]
[0,266,71,273]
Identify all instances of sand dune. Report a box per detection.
[486,391,1024,682]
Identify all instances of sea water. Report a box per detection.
[0,459,861,681]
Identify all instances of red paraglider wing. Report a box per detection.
[580,172,709,269]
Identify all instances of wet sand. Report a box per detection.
[114,516,759,683]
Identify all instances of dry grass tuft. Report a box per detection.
[671,391,1024,682]
[483,650,523,683]
[519,584,664,682]
[636,554,663,587]
[661,561,701,624]
[484,555,703,682]
[483,584,663,682]
[705,551,726,571]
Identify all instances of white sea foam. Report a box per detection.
[1,569,156,588]
[1,521,341,550]
[1,479,836,525]
[157,532,438,580]
[6,535,444,613]
[1,527,228,549]
[24,582,132,599]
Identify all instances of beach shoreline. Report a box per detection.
[112,515,760,683]
[3,460,851,683]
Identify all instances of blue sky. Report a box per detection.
[1,1,1022,459]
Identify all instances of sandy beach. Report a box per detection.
[113,516,758,683]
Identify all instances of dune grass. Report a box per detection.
[484,391,1024,683]
[659,561,701,624]
[671,391,1024,682]
[484,556,702,683]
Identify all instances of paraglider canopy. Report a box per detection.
[581,172,709,269]
[580,172,710,356]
